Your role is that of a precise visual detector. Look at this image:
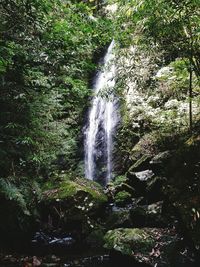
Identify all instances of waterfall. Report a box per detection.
[84,40,118,185]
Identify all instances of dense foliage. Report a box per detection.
[0,0,200,256]
[0,0,112,179]
[112,0,200,126]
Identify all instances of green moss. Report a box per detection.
[104,228,154,255]
[114,190,132,206]
[42,177,107,203]
[113,175,127,186]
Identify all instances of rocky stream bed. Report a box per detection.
[1,138,200,267]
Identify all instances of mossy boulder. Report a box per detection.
[41,177,107,205]
[39,177,108,235]
[114,191,132,207]
[113,175,128,185]
[104,228,188,266]
[128,154,152,172]
[116,183,136,195]
[42,177,107,203]
[104,228,154,255]
[105,176,136,202]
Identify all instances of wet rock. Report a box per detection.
[135,170,154,181]
[32,231,76,249]
[49,236,75,246]
[128,155,152,172]
[105,201,169,229]
[31,231,51,246]
[107,182,136,199]
[150,151,172,164]
[33,256,42,266]
[104,227,193,266]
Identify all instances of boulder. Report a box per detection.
[126,168,165,203]
[128,155,152,172]
[105,176,136,202]
[130,201,168,228]
[114,190,132,207]
[145,176,165,204]
[150,151,173,174]
[127,170,154,196]
[115,182,136,195]
[105,202,168,230]
[39,177,108,236]
[134,170,154,181]
[104,228,193,266]
[106,208,131,229]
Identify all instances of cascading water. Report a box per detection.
[84,40,118,186]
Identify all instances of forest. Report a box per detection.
[0,0,200,266]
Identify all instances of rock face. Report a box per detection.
[104,228,190,267]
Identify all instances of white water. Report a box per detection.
[84,40,118,184]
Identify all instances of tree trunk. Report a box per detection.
[189,60,193,132]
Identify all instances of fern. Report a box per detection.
[0,179,30,215]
